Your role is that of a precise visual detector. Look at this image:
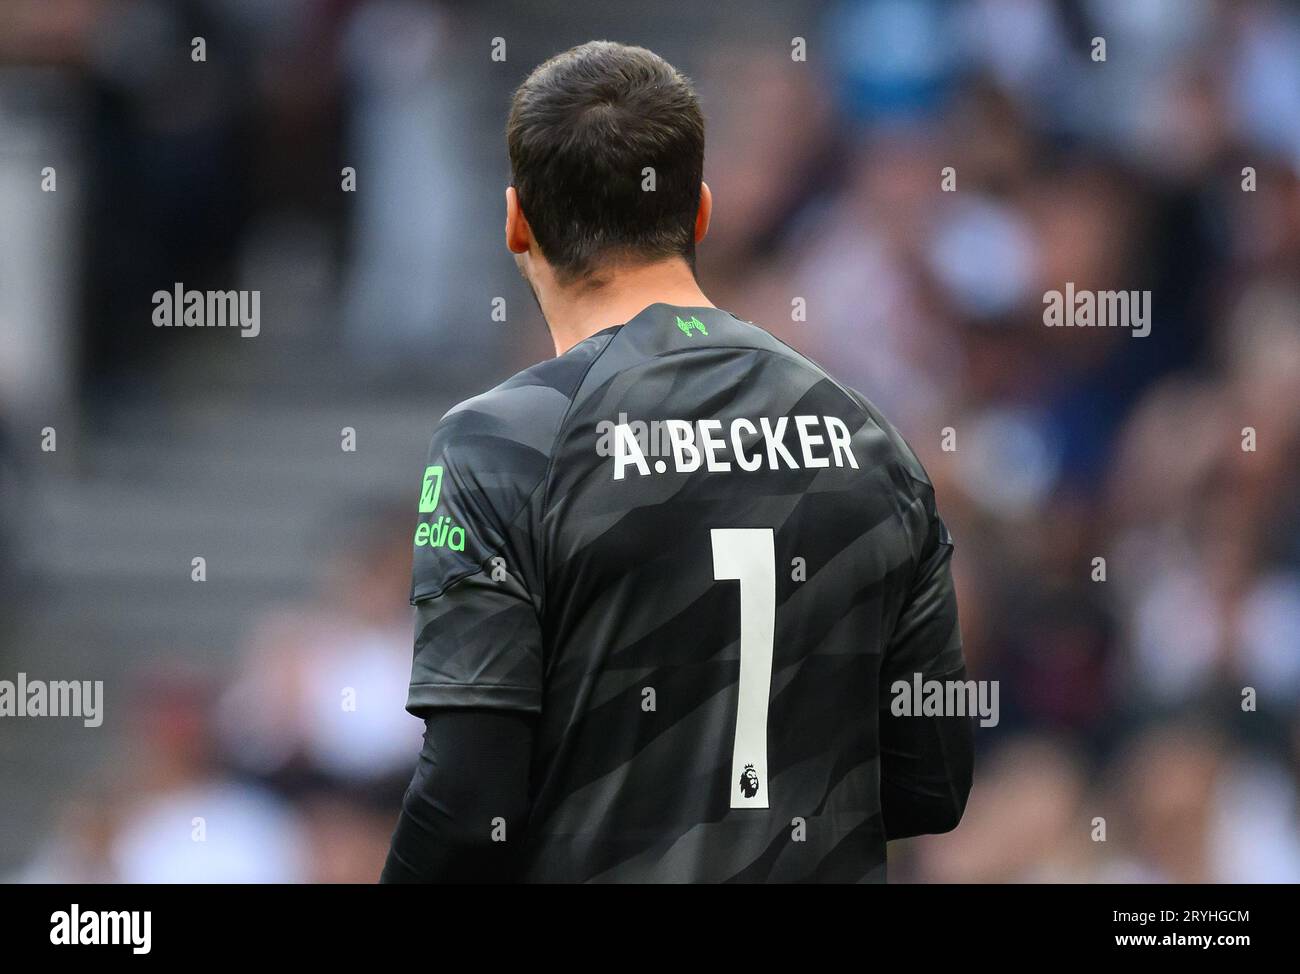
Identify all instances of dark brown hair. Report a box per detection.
[507,41,705,283]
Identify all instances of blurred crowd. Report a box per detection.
[16,507,419,883]
[4,0,1300,882]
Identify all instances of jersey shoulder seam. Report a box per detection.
[532,327,626,624]
[537,327,624,520]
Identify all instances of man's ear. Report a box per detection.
[506,186,531,255]
[694,182,712,243]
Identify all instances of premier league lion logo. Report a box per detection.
[739,764,760,798]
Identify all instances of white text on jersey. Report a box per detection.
[609,416,859,480]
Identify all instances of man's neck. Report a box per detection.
[538,259,713,356]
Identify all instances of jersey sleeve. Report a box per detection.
[877,475,973,837]
[404,341,610,717]
[881,491,963,682]
[848,386,971,834]
[406,393,552,716]
[846,384,963,679]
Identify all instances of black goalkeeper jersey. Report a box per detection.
[406,303,964,882]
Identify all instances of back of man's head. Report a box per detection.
[507,41,705,284]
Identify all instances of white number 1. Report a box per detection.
[711,528,776,809]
